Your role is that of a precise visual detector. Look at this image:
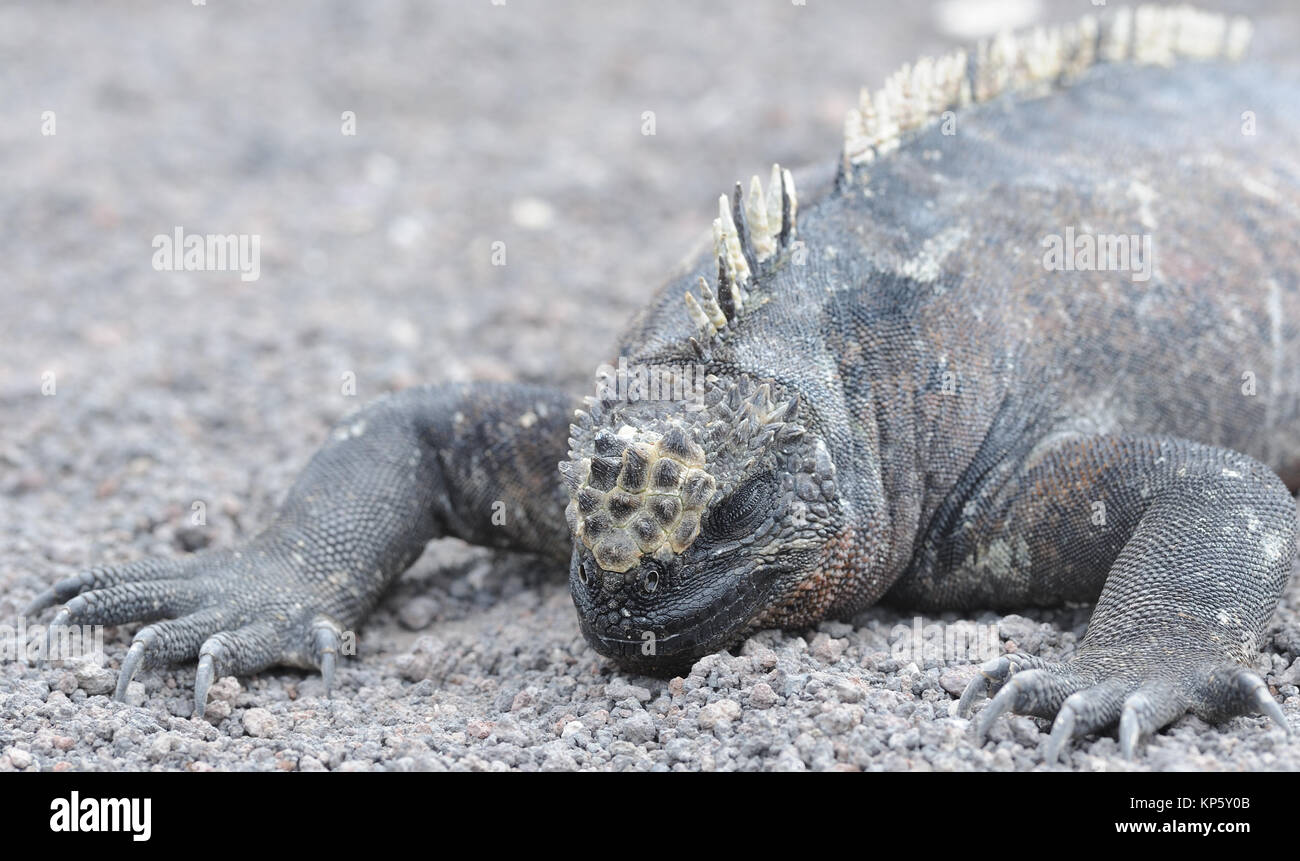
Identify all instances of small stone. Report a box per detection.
[242,707,279,738]
[173,525,211,552]
[398,596,439,631]
[605,678,652,703]
[148,735,173,758]
[939,667,976,697]
[698,699,741,728]
[1276,658,1300,687]
[71,659,115,696]
[833,679,865,703]
[811,633,847,662]
[208,676,242,704]
[998,615,1035,643]
[748,682,777,709]
[750,647,778,670]
[395,649,433,682]
[6,748,33,769]
[124,682,147,707]
[664,737,695,763]
[620,711,657,744]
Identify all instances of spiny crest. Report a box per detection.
[561,376,803,572]
[682,164,798,360]
[843,4,1253,167]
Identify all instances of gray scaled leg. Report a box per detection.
[26,382,575,715]
[912,435,1295,760]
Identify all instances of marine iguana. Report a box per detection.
[26,5,1300,762]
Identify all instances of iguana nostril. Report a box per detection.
[644,570,659,594]
[577,562,589,586]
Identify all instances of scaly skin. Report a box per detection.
[27,10,1300,761]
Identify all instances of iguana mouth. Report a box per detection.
[570,549,784,675]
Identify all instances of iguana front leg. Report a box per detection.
[25,382,575,715]
[897,434,1295,760]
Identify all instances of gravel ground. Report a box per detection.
[2,0,1298,772]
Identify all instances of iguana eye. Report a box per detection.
[707,472,775,540]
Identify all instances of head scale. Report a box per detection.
[560,378,801,574]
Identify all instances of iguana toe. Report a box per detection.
[971,667,1083,742]
[1115,680,1191,759]
[955,653,1044,718]
[193,623,289,718]
[112,610,230,700]
[25,558,189,616]
[47,579,205,628]
[1042,680,1132,763]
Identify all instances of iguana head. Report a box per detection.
[559,373,845,673]
[558,163,847,672]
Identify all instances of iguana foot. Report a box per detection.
[25,547,347,718]
[28,384,576,717]
[956,646,1291,762]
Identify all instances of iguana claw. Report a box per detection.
[960,647,1292,763]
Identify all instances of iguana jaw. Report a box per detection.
[569,546,790,675]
